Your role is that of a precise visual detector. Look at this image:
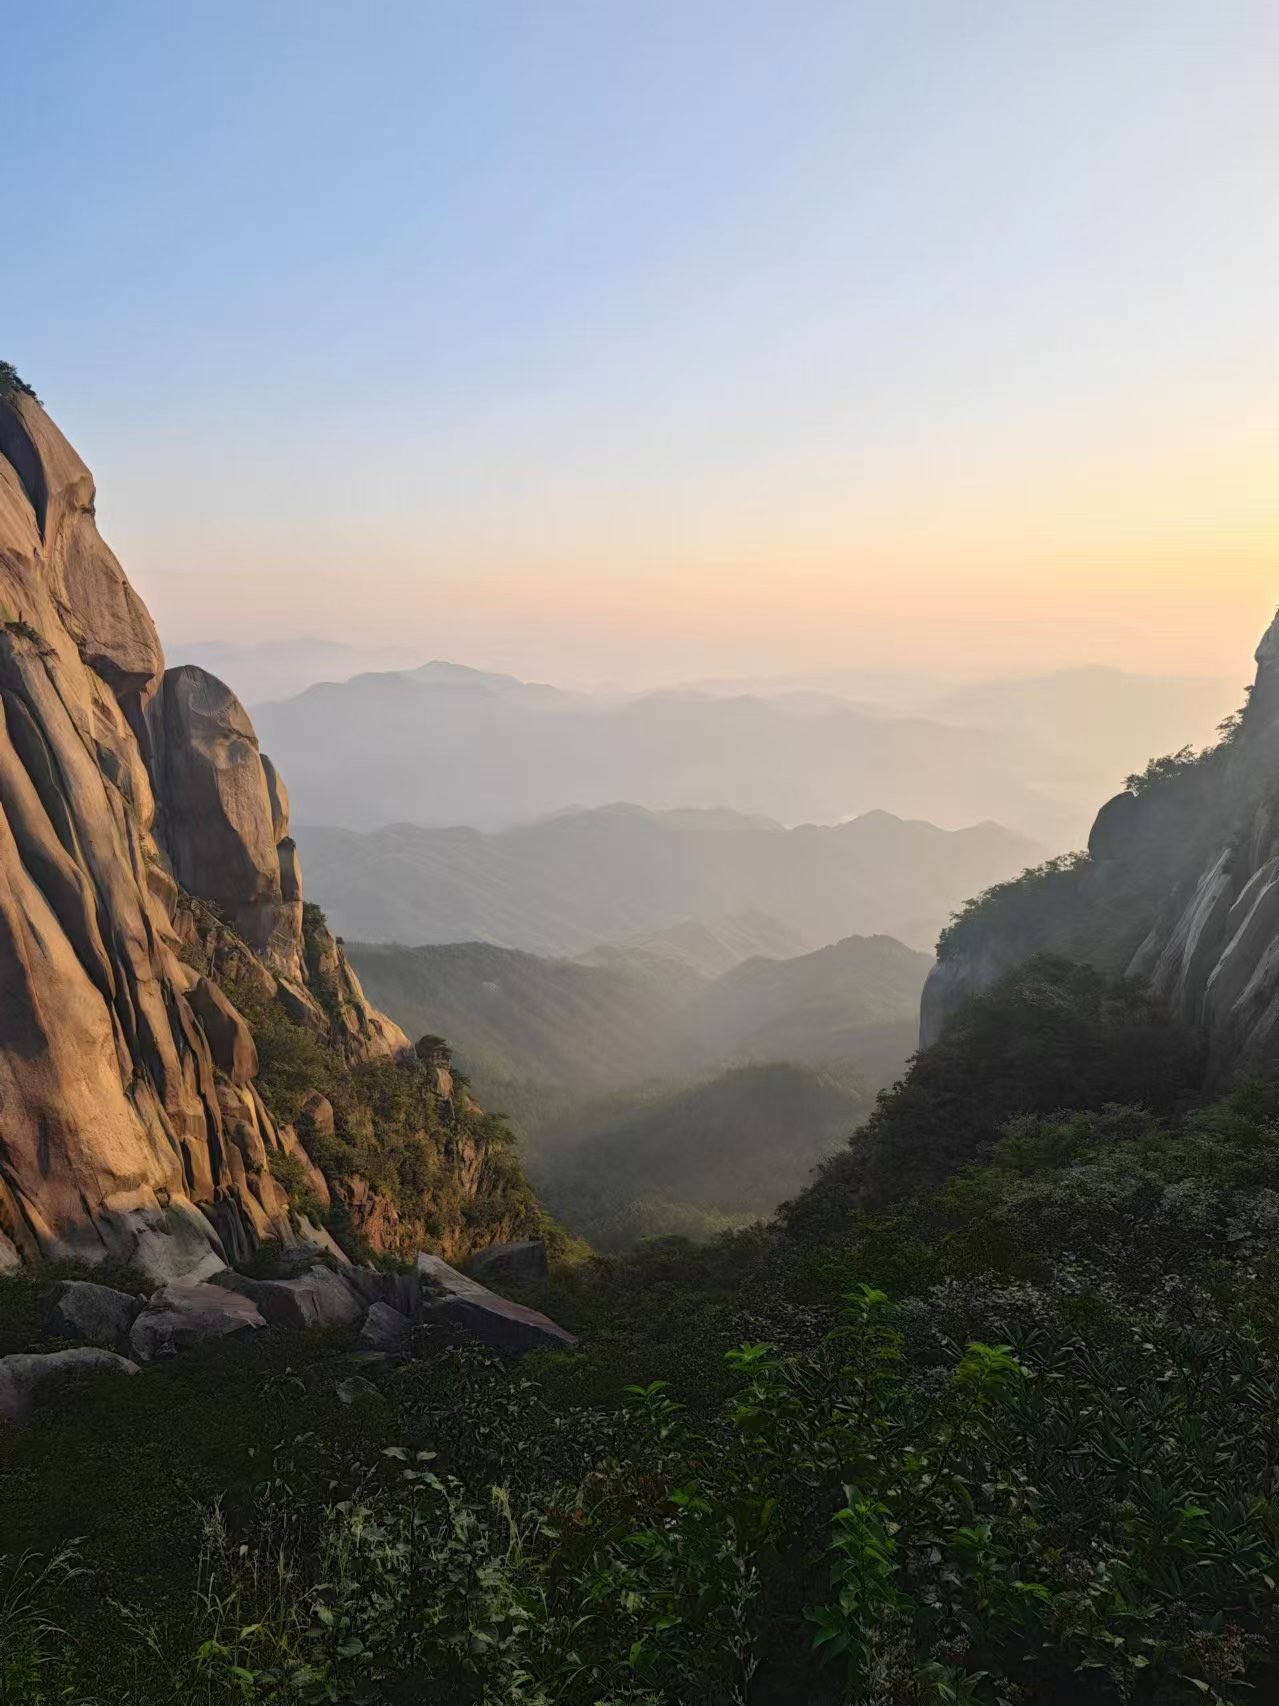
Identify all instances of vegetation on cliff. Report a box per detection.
[0,360,38,403]
[937,708,1249,975]
[784,955,1201,1234]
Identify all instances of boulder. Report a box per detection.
[129,1281,267,1362]
[468,1239,549,1286]
[43,1280,143,1350]
[415,1251,576,1355]
[157,667,284,926]
[211,1264,365,1331]
[297,1089,336,1140]
[344,1266,420,1316]
[188,975,259,1085]
[0,1347,139,1423]
[358,1301,414,1354]
[1087,789,1140,862]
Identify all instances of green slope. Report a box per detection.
[532,1060,873,1249]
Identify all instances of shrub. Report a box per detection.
[0,360,39,404]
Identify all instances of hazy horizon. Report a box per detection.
[8,1,1278,687]
[166,634,1243,707]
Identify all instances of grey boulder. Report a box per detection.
[415,1251,576,1356]
[0,1348,139,1423]
[211,1264,365,1331]
[129,1281,267,1362]
[357,1301,414,1354]
[43,1280,143,1351]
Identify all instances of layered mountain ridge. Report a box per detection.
[0,378,533,1278]
[299,806,1041,956]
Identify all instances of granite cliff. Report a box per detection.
[0,371,535,1278]
[922,609,1279,1088]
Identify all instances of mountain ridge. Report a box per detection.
[301,805,1042,957]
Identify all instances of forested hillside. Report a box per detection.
[298,804,1040,954]
[349,932,928,1242]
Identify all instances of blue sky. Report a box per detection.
[5,1,1278,683]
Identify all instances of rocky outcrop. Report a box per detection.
[154,665,304,979]
[0,380,525,1280]
[922,610,1279,1089]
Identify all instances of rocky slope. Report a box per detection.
[0,372,535,1278]
[921,609,1279,1088]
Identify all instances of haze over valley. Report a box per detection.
[252,656,1238,847]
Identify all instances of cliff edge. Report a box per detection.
[0,370,535,1277]
[922,609,1279,1086]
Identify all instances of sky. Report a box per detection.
[4,0,1278,689]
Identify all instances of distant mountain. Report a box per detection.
[926,667,1238,787]
[580,911,812,979]
[303,804,1042,956]
[532,1063,875,1250]
[346,939,697,1128]
[164,638,426,705]
[250,656,1242,844]
[346,930,931,1138]
[253,663,1064,837]
[687,933,929,1078]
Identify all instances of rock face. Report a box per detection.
[155,665,304,977]
[0,380,522,1280]
[922,610,1279,1088]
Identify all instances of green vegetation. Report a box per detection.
[5,841,1279,1701]
[9,1058,1279,1701]
[350,934,927,1245]
[0,1260,151,1357]
[219,927,537,1263]
[0,360,39,404]
[940,721,1253,975]
[785,955,1200,1234]
[538,1061,873,1250]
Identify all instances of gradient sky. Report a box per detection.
[5,1,1278,687]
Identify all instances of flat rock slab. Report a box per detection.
[211,1265,366,1331]
[415,1251,576,1355]
[130,1281,266,1362]
[0,1348,139,1423]
[43,1280,143,1351]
